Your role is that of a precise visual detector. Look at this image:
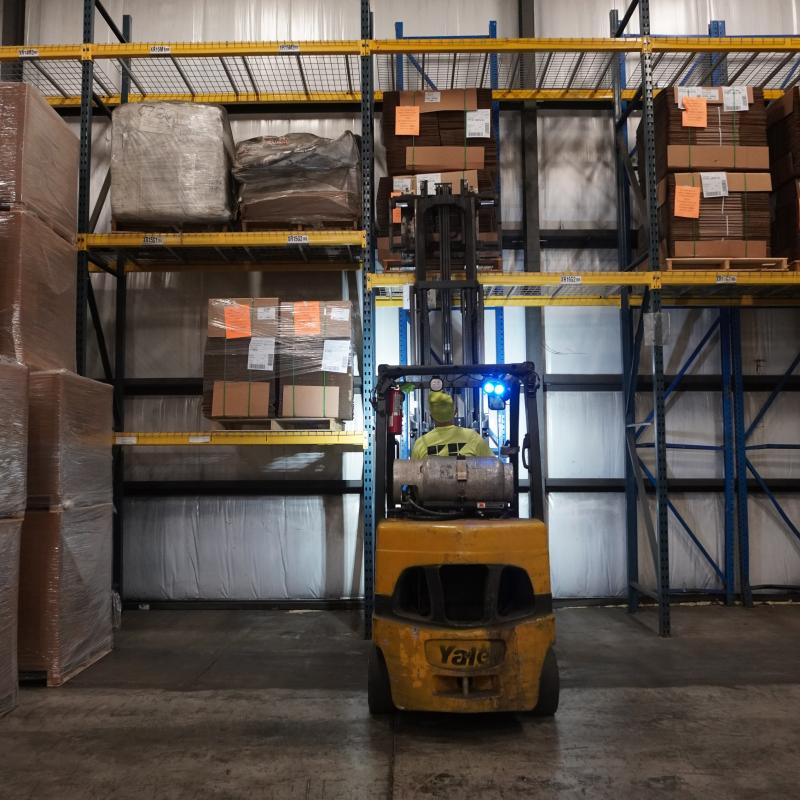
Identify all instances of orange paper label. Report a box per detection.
[396,105,420,136]
[223,303,252,339]
[391,191,402,223]
[681,96,707,128]
[294,301,321,335]
[674,184,701,218]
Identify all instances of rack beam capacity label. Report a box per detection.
[115,436,138,445]
[560,275,582,284]
[287,234,310,244]
[279,44,300,53]
[188,435,211,443]
[141,236,164,245]
[716,274,737,283]
[18,48,39,58]
[149,45,171,55]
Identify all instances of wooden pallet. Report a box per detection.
[111,220,231,234]
[211,417,344,431]
[24,645,113,688]
[664,257,788,272]
[240,220,359,233]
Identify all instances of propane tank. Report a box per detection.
[388,387,404,435]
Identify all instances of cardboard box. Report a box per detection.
[672,86,755,106]
[399,88,478,114]
[670,240,768,258]
[207,298,279,338]
[405,146,485,173]
[18,505,113,683]
[663,145,769,172]
[657,172,773,205]
[0,82,78,243]
[278,300,353,339]
[211,381,271,418]
[0,360,28,518]
[0,517,21,716]
[280,385,341,418]
[766,87,796,128]
[391,170,479,195]
[27,371,113,510]
[0,211,76,371]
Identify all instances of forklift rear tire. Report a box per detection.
[531,648,560,716]
[368,645,396,715]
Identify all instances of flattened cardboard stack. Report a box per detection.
[636,87,771,260]
[378,89,499,268]
[203,298,279,420]
[0,360,28,716]
[18,372,113,686]
[767,90,800,262]
[277,301,354,420]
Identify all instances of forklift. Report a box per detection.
[367,180,559,714]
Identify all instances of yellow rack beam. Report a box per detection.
[115,431,367,447]
[371,37,643,54]
[93,40,364,59]
[81,230,366,249]
[0,44,82,61]
[650,36,800,53]
[89,261,359,274]
[368,271,659,290]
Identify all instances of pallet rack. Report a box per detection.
[7,0,800,629]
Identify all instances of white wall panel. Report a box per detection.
[543,307,622,374]
[748,495,800,588]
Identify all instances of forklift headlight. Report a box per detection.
[483,382,495,394]
[494,384,505,395]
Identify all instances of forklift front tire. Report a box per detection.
[368,645,396,715]
[531,647,560,716]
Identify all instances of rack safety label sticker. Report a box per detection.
[560,275,582,284]
[466,109,491,139]
[141,236,164,245]
[188,435,211,443]
[425,91,441,103]
[115,436,137,445]
[716,274,737,283]
[18,48,39,58]
[248,337,276,371]
[149,45,171,55]
[279,44,300,53]
[287,234,309,244]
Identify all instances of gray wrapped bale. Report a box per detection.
[111,101,235,226]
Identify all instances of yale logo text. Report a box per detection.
[439,644,490,667]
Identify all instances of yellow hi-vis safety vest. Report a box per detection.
[410,425,496,459]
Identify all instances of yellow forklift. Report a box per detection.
[367,180,558,715]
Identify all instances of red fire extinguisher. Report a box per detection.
[388,387,404,435]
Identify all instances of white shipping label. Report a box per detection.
[723,87,749,112]
[402,283,411,310]
[149,45,171,55]
[18,48,39,58]
[257,306,276,320]
[321,339,351,374]
[425,91,441,103]
[330,307,350,322]
[248,337,275,371]
[700,172,729,198]
[415,173,441,195]
[466,108,492,139]
[279,44,300,53]
[716,274,737,283]
[393,177,412,192]
[676,87,719,109]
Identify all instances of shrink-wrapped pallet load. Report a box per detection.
[232,132,361,225]
[0,81,78,243]
[0,359,28,519]
[111,101,236,227]
[0,518,22,715]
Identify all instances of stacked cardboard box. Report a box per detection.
[232,132,361,225]
[19,373,112,683]
[18,372,113,686]
[637,87,770,260]
[203,298,279,420]
[111,101,236,227]
[767,90,800,262]
[277,301,354,420]
[377,89,499,267]
[0,360,27,716]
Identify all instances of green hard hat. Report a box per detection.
[429,391,455,423]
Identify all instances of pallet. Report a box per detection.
[211,417,344,431]
[240,219,359,233]
[111,220,231,234]
[664,257,788,272]
[22,645,113,688]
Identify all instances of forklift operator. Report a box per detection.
[410,391,496,460]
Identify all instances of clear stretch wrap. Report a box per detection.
[277,300,355,420]
[27,371,113,510]
[111,101,236,226]
[232,132,361,224]
[0,211,76,371]
[18,504,113,684]
[0,81,79,243]
[0,359,28,518]
[0,517,22,716]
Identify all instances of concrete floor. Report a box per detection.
[1,604,800,799]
